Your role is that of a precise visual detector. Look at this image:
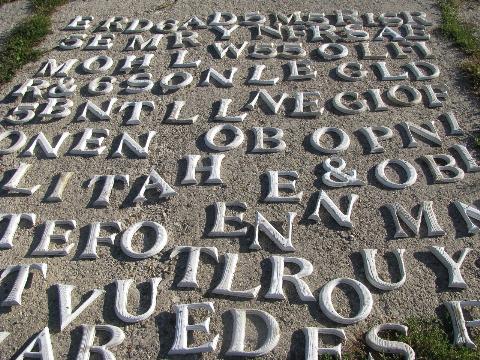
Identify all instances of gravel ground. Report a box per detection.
[0,0,479,359]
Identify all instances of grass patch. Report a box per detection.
[438,0,480,146]
[439,0,480,55]
[0,15,51,84]
[0,0,68,85]
[463,58,480,90]
[396,318,479,360]
[31,0,68,15]
[320,318,479,359]
[438,0,480,94]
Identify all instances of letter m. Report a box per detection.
[36,59,78,77]
[386,201,445,238]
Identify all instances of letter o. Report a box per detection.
[205,124,244,151]
[82,55,114,74]
[319,277,373,325]
[375,159,417,189]
[310,127,350,154]
[0,130,27,154]
[120,221,167,259]
[386,85,422,106]
[160,71,193,91]
[317,43,348,60]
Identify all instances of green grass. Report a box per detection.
[320,318,479,359]
[0,15,51,84]
[439,0,480,55]
[31,0,68,15]
[396,318,480,360]
[438,0,480,93]
[0,0,68,85]
[438,0,480,146]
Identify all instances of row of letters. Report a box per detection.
[57,24,432,51]
[1,196,479,258]
[64,11,434,33]
[4,304,477,359]
[27,56,440,82]
[3,85,449,126]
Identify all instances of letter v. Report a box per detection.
[56,284,104,331]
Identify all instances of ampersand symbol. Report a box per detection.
[322,156,364,188]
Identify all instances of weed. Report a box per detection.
[319,318,479,359]
[439,0,480,55]
[0,0,68,85]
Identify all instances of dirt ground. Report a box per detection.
[0,0,479,359]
